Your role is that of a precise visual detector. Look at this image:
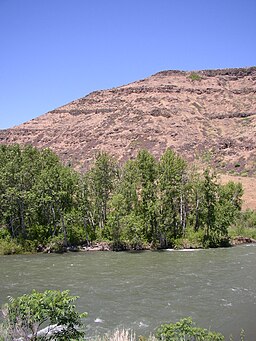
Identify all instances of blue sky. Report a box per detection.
[0,0,255,129]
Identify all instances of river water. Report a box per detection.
[0,245,256,340]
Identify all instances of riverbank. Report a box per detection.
[230,236,256,246]
[79,236,256,252]
[1,235,256,255]
[43,236,256,253]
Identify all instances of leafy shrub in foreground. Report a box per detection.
[1,289,87,340]
[156,317,224,341]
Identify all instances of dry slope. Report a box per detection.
[1,67,256,208]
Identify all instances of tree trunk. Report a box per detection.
[194,192,200,232]
[61,213,67,247]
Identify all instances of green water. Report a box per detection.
[1,245,256,340]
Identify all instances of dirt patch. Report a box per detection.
[219,174,256,210]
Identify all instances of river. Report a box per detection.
[0,244,256,340]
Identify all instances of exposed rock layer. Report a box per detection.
[1,67,256,177]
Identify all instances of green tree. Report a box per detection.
[214,181,243,245]
[118,160,139,215]
[198,171,243,247]
[86,152,118,232]
[202,170,218,241]
[120,213,146,249]
[157,149,187,246]
[1,289,87,340]
[134,150,158,242]
[105,193,127,248]
[0,144,246,251]
[29,152,80,245]
[0,145,81,247]
[0,144,42,239]
[76,174,96,244]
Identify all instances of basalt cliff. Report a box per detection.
[1,67,256,207]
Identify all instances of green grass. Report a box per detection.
[229,226,256,239]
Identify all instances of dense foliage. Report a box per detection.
[156,317,224,341]
[0,145,244,252]
[1,289,87,340]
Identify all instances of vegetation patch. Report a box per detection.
[0,144,247,253]
[188,72,202,81]
[0,290,87,340]
[229,209,256,240]
[156,317,224,341]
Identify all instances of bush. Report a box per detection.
[0,239,23,255]
[188,72,202,81]
[172,228,205,249]
[230,209,256,239]
[235,209,256,229]
[45,234,67,253]
[202,233,231,248]
[1,289,87,340]
[27,224,52,244]
[156,317,224,341]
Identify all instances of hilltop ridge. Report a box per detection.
[1,67,256,208]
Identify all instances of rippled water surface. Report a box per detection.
[1,245,256,340]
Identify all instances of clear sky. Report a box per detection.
[0,0,255,129]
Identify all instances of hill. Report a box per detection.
[1,67,256,208]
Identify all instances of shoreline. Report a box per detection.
[66,236,256,253]
[1,236,256,256]
[230,236,256,246]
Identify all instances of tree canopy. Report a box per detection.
[0,144,244,251]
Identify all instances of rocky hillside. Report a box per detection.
[1,67,256,207]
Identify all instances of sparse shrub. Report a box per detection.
[98,328,137,341]
[188,72,202,81]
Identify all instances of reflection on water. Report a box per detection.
[0,245,256,340]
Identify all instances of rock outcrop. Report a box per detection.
[1,67,256,176]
